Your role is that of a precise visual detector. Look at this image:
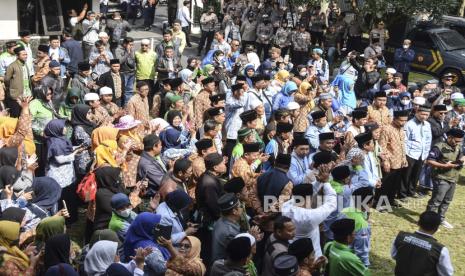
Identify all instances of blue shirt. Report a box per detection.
[305,124,331,151]
[405,118,432,161]
[288,152,312,185]
[156,202,186,244]
[357,152,380,188]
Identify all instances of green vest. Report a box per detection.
[432,142,461,182]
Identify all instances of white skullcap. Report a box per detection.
[412,97,426,105]
[451,92,464,100]
[84,93,99,102]
[287,101,300,110]
[98,31,109,38]
[235,233,256,245]
[386,68,397,74]
[141,39,150,45]
[99,86,113,96]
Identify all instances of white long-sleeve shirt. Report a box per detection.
[281,181,337,257]
[177,6,192,27]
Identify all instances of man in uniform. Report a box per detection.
[292,23,311,65]
[425,128,465,229]
[324,218,370,275]
[211,193,243,263]
[391,211,453,275]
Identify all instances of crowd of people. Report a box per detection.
[0,0,460,275]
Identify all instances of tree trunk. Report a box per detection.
[459,0,465,17]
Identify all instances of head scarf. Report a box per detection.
[0,221,30,269]
[0,207,26,224]
[178,68,193,84]
[0,146,18,166]
[275,70,290,84]
[123,212,170,262]
[94,167,124,194]
[62,87,82,112]
[331,74,355,101]
[36,86,59,115]
[45,119,73,159]
[104,263,132,276]
[258,60,272,78]
[165,190,192,213]
[71,104,95,137]
[89,229,120,248]
[0,117,36,155]
[35,216,66,244]
[0,166,20,189]
[31,177,62,210]
[84,240,118,276]
[184,236,202,260]
[202,64,214,76]
[95,140,118,168]
[243,63,255,87]
[160,110,183,150]
[281,81,298,96]
[44,234,71,270]
[149,118,170,135]
[166,110,182,131]
[91,126,119,151]
[45,263,79,276]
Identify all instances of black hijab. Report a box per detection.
[166,110,183,131]
[31,177,62,210]
[95,167,124,194]
[70,104,96,137]
[0,207,26,223]
[0,147,18,166]
[44,233,71,270]
[0,166,20,189]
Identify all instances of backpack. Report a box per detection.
[76,171,97,202]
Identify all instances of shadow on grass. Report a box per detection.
[390,206,421,225]
[370,253,396,276]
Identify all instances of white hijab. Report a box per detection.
[84,240,118,276]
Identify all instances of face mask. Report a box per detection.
[299,72,307,77]
[403,45,409,49]
[117,208,132,218]
[401,99,410,106]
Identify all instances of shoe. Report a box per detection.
[417,192,428,198]
[144,27,150,31]
[392,200,403,208]
[187,44,193,47]
[441,221,454,229]
[410,193,419,198]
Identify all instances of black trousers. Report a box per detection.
[378,168,403,203]
[292,50,309,65]
[168,6,177,26]
[256,43,271,60]
[143,6,156,28]
[347,35,362,52]
[198,30,215,55]
[401,71,409,86]
[400,156,424,198]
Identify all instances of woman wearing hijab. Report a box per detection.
[0,207,26,224]
[150,118,170,135]
[243,63,256,87]
[115,115,144,188]
[331,74,356,114]
[94,140,122,168]
[0,165,20,190]
[35,216,66,246]
[43,233,72,272]
[178,68,200,97]
[44,119,79,188]
[0,114,36,157]
[156,190,193,244]
[123,212,169,274]
[91,126,119,151]
[293,81,316,132]
[159,110,191,151]
[84,240,119,276]
[0,221,38,275]
[27,176,62,219]
[30,85,60,176]
[94,167,126,232]
[76,229,120,274]
[71,104,96,179]
[158,236,206,276]
[59,87,82,120]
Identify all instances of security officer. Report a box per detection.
[292,22,312,65]
[211,193,243,263]
[425,128,465,229]
[391,211,453,276]
[256,14,274,60]
[324,218,370,276]
[428,73,461,104]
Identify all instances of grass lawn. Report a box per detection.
[370,180,465,275]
